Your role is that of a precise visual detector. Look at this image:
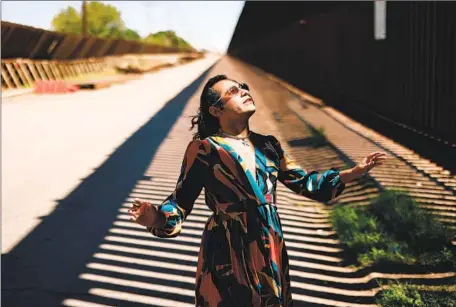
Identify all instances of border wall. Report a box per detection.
[1,21,192,60]
[228,2,456,145]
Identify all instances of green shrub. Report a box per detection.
[370,190,455,253]
[332,205,414,267]
[417,248,456,267]
[377,283,423,307]
[359,247,415,267]
[331,190,456,268]
[420,289,456,307]
[332,205,383,252]
[377,283,456,307]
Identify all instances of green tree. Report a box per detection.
[144,31,172,46]
[121,29,141,41]
[51,1,134,39]
[51,6,81,34]
[144,31,193,49]
[51,1,193,48]
[85,1,124,38]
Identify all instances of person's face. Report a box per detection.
[209,79,256,121]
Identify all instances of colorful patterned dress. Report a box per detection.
[148,132,345,306]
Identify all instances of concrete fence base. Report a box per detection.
[1,58,107,91]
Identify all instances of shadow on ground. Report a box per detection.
[225,57,455,306]
[1,65,215,307]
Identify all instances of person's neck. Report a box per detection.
[219,120,250,138]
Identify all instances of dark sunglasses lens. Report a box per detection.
[240,83,249,91]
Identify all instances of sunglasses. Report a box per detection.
[214,82,250,108]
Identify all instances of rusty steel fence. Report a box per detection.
[1,21,192,60]
[1,22,199,91]
[228,2,456,145]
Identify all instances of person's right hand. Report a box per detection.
[128,198,159,227]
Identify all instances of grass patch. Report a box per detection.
[377,282,456,307]
[331,190,456,268]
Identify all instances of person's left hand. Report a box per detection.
[354,152,388,176]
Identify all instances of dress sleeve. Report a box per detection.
[149,140,207,238]
[269,136,345,203]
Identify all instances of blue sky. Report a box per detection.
[1,1,245,53]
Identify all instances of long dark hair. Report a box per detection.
[190,74,228,140]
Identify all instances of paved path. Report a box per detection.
[2,55,454,307]
[2,54,219,253]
